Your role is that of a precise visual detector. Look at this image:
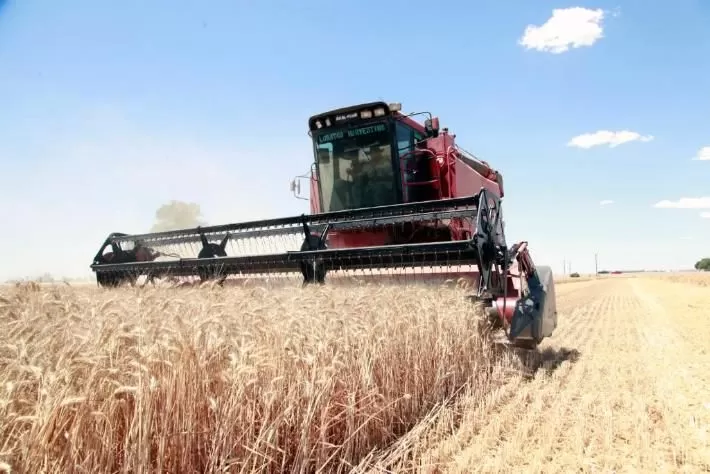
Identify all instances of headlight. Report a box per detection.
[360,110,373,119]
[373,107,386,117]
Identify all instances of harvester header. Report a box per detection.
[90,101,557,349]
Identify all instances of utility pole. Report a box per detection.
[595,253,598,276]
[563,258,566,276]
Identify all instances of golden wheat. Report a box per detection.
[2,275,708,473]
[0,282,510,473]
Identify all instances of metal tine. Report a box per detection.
[108,196,480,247]
[92,196,482,286]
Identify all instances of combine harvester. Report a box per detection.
[90,101,557,349]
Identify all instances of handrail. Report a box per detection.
[398,148,441,202]
[398,147,458,202]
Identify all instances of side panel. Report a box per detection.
[454,158,501,198]
[416,133,500,200]
[327,229,391,248]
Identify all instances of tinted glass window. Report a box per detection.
[314,123,397,212]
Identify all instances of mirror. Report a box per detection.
[289,176,309,201]
[424,117,440,138]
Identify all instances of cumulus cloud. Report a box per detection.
[519,7,606,54]
[567,130,654,149]
[652,197,710,209]
[692,146,710,161]
[599,199,614,206]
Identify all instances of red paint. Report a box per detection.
[309,111,505,252]
[496,296,519,323]
[327,228,391,248]
[304,104,525,325]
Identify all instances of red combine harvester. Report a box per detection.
[90,101,557,349]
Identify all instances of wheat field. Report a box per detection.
[0,274,709,473]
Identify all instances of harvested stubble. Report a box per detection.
[658,271,710,287]
[0,281,511,473]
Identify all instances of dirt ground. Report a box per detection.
[366,276,710,473]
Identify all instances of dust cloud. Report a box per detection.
[150,200,206,232]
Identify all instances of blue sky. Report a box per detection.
[0,0,708,280]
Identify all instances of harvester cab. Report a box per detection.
[90,101,557,350]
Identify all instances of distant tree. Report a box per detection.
[37,272,54,283]
[150,200,207,232]
[695,258,710,271]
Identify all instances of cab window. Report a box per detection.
[395,122,416,159]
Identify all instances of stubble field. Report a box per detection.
[0,273,708,473]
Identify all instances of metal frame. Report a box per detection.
[94,195,482,249]
[91,192,500,287]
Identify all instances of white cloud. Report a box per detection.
[519,7,606,54]
[692,146,710,161]
[567,130,654,149]
[701,212,710,219]
[599,199,614,206]
[653,197,710,209]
